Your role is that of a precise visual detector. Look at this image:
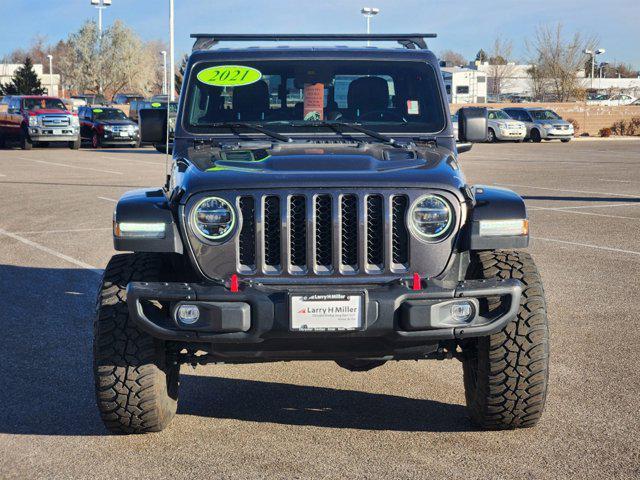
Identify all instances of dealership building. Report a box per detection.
[0,63,61,96]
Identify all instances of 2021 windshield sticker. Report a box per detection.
[196,65,262,87]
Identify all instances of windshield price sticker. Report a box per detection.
[151,102,162,107]
[92,108,103,113]
[197,65,262,87]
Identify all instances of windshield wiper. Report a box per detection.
[305,121,403,148]
[209,122,292,143]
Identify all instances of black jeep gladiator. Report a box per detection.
[94,34,549,434]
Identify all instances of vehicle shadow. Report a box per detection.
[0,264,471,435]
[85,148,160,155]
[179,374,472,433]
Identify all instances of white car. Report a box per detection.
[487,109,526,142]
[587,94,637,106]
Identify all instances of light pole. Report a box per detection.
[90,0,112,38]
[584,48,605,89]
[169,0,175,101]
[599,62,609,79]
[47,54,53,95]
[360,7,379,46]
[160,50,167,95]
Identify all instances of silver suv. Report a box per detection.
[502,107,573,143]
[487,109,526,142]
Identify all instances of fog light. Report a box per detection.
[176,304,200,324]
[450,302,474,323]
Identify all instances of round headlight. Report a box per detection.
[191,197,235,240]
[409,195,453,241]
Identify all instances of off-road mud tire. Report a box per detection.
[93,253,179,434]
[462,250,549,430]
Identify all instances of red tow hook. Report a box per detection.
[412,272,423,291]
[229,274,239,293]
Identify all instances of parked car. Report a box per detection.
[93,33,549,434]
[502,107,573,142]
[129,99,171,122]
[451,113,458,140]
[487,109,526,142]
[112,93,144,105]
[78,106,140,148]
[0,95,80,149]
[586,94,637,106]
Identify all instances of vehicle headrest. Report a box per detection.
[233,80,270,120]
[347,77,389,112]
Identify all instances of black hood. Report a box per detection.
[177,143,466,201]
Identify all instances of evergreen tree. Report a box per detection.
[0,57,46,95]
[475,49,488,63]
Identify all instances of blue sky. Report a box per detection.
[1,0,638,67]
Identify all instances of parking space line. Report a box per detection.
[16,157,123,175]
[532,236,640,256]
[599,179,640,184]
[495,183,640,199]
[97,196,118,202]
[12,227,112,235]
[98,155,164,166]
[528,207,639,220]
[527,202,640,211]
[0,227,102,273]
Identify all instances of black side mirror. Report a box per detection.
[139,108,167,144]
[458,107,488,143]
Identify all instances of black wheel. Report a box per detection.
[20,129,33,150]
[69,137,81,149]
[487,128,497,143]
[530,129,542,143]
[91,131,101,149]
[94,253,179,434]
[561,138,571,143]
[462,250,549,430]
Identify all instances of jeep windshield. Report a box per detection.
[183,59,446,138]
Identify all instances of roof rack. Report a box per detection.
[190,34,437,52]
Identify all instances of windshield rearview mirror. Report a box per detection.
[139,108,167,144]
[458,107,488,143]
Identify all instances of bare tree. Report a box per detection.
[487,36,516,96]
[439,50,467,66]
[526,24,595,101]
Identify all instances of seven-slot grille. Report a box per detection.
[237,192,410,275]
[41,115,71,127]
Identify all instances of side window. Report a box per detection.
[456,86,469,94]
[488,111,496,120]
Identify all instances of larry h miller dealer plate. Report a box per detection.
[290,293,364,332]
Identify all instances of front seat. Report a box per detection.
[347,76,389,119]
[232,80,270,121]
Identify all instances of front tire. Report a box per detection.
[91,132,101,149]
[462,250,549,430]
[487,128,497,143]
[69,137,81,149]
[561,138,571,143]
[20,129,33,150]
[93,253,179,434]
[530,129,542,143]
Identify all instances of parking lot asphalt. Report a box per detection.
[1,140,639,479]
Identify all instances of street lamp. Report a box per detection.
[46,54,53,95]
[360,7,380,46]
[90,0,112,38]
[160,51,167,95]
[584,48,605,88]
[169,0,175,101]
[599,62,609,79]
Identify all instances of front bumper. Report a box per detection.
[127,278,522,357]
[495,128,526,140]
[541,128,573,139]
[101,131,139,144]
[29,126,79,142]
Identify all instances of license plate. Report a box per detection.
[290,293,363,331]
[53,129,62,135]
[119,131,130,137]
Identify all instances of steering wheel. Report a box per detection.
[358,110,407,123]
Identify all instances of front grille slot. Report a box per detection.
[42,115,70,127]
[238,196,256,271]
[315,195,333,270]
[366,195,384,269]
[289,195,306,268]
[340,195,358,269]
[263,196,281,269]
[234,191,415,276]
[392,196,409,267]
